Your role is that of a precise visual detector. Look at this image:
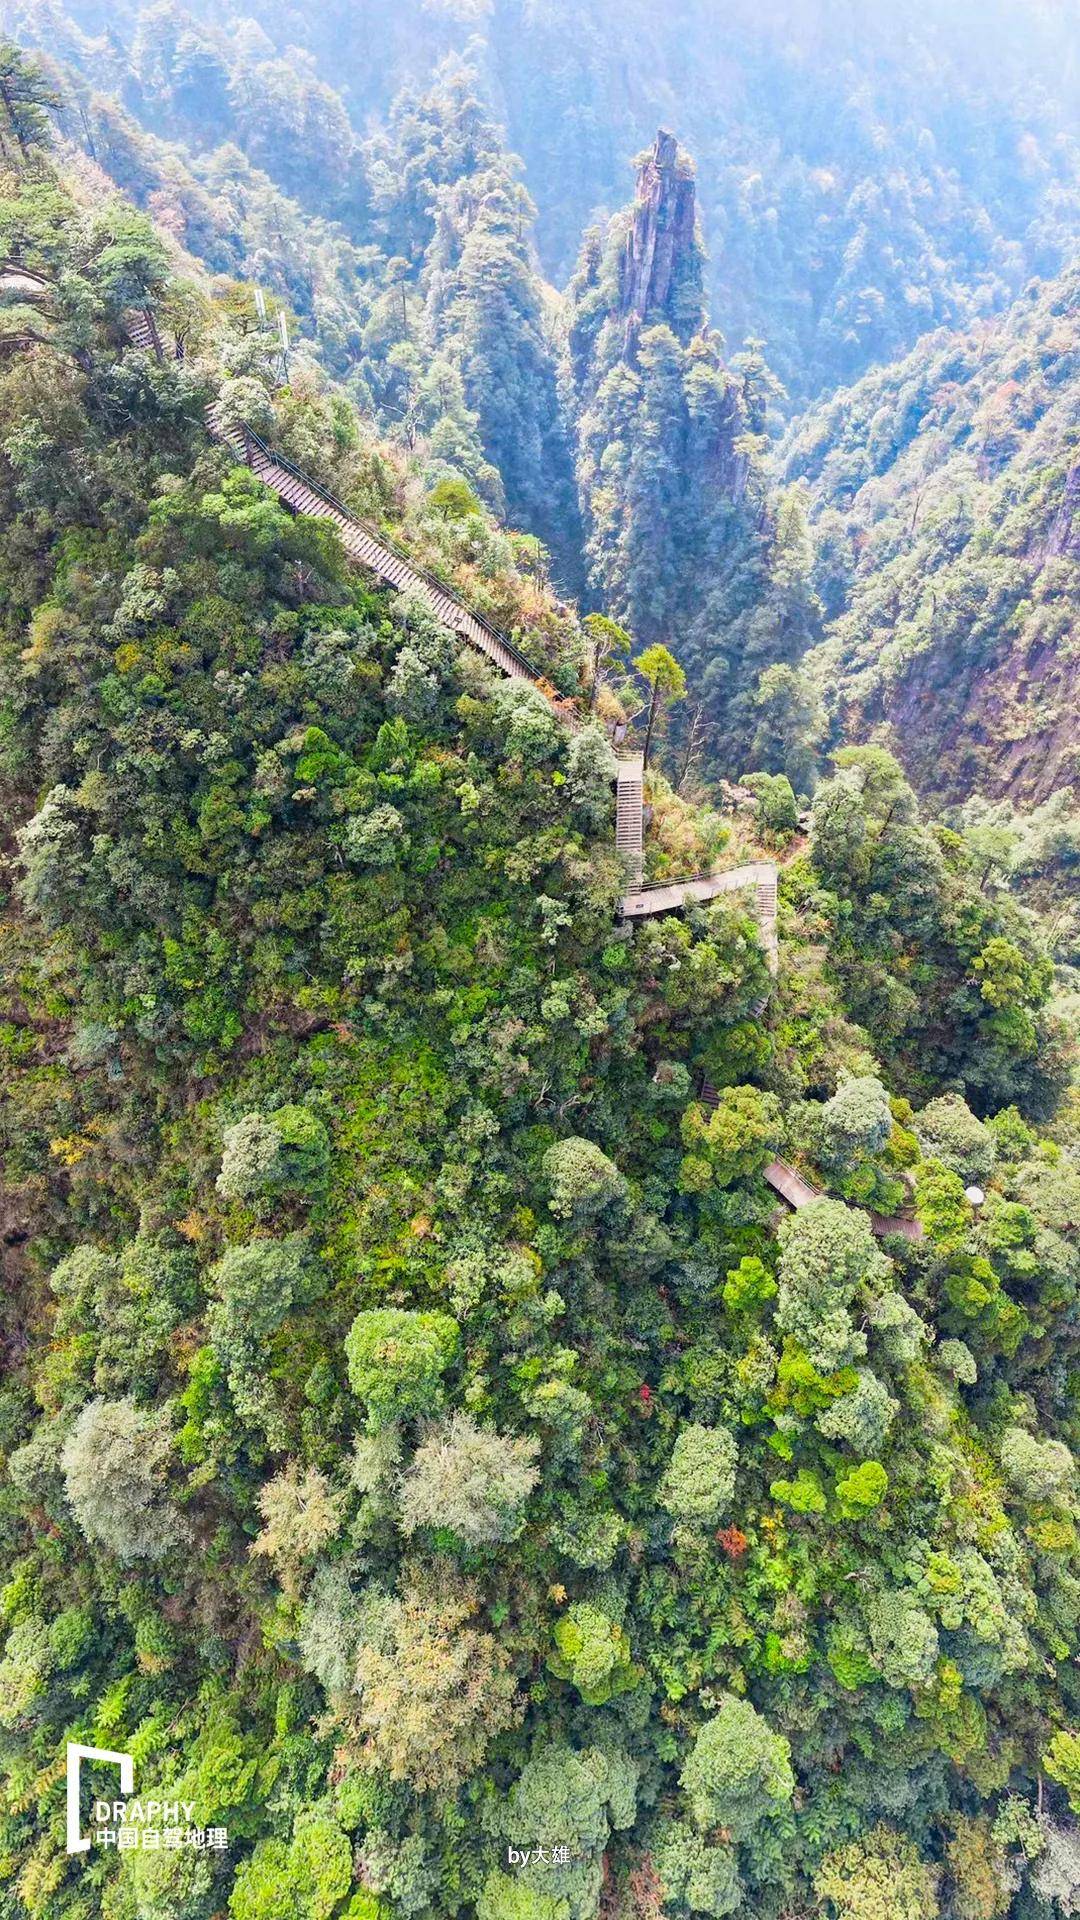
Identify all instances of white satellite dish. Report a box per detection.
[964,1185,985,1208]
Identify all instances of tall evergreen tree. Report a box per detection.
[366,58,504,269]
[363,58,582,580]
[0,40,56,163]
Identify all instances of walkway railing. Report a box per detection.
[16,278,925,1247]
[207,408,574,708]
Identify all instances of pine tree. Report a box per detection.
[0,42,56,164]
[425,157,581,583]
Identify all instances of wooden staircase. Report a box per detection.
[615,754,644,890]
[122,307,163,360]
[206,403,787,976]
[0,267,167,368]
[206,409,576,717]
[695,1102,924,1241]
[755,866,779,974]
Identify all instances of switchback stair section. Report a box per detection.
[621,861,779,975]
[206,389,922,1245]
[2,284,933,1247]
[205,396,788,980]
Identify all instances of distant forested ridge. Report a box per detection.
[0,17,818,761]
[784,265,1080,811]
[4,0,1080,814]
[4,0,1080,405]
[0,17,583,572]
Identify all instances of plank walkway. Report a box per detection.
[761,1150,923,1243]
[763,1156,820,1208]
[0,265,50,297]
[1,275,931,1250]
[206,390,923,1240]
[205,405,781,978]
[205,408,576,714]
[698,1099,924,1241]
[621,862,779,974]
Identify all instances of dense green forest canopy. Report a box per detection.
[0,26,1078,1920]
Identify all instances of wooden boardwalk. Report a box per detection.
[207,406,784,976]
[762,1153,923,1239]
[0,265,50,297]
[206,409,574,712]
[763,1156,820,1208]
[0,276,931,1251]
[692,1094,925,1241]
[208,390,919,1245]
[622,863,779,974]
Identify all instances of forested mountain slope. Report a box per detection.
[0,30,817,767]
[6,0,1080,404]
[783,265,1080,810]
[1,85,1080,1920]
[1,29,583,581]
[8,2,1080,810]
[564,131,817,773]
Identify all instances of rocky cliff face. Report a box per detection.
[785,263,1080,809]
[619,130,699,334]
[564,127,707,404]
[565,128,808,769]
[1040,462,1080,565]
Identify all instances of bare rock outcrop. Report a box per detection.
[1040,462,1080,563]
[620,130,698,330]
